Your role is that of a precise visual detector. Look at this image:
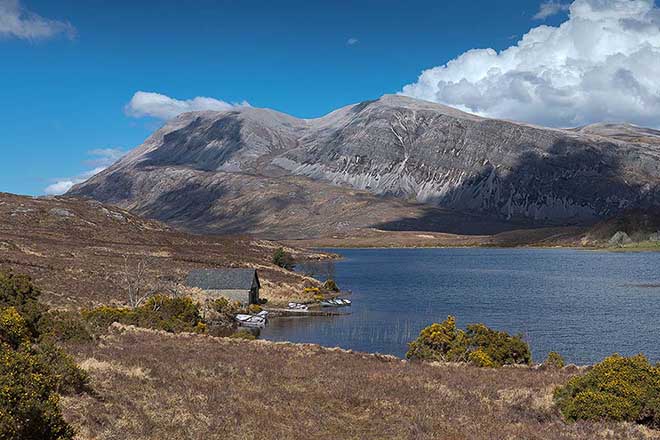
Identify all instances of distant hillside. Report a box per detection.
[69,94,660,238]
[0,192,317,308]
[580,208,660,247]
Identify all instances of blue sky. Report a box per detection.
[2,0,659,195]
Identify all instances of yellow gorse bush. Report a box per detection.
[0,307,30,349]
[0,270,89,439]
[406,315,531,367]
[554,353,660,428]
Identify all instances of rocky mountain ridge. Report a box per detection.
[69,94,660,237]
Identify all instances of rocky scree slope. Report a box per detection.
[69,95,660,237]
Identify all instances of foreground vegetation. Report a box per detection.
[555,354,660,428]
[406,315,531,367]
[407,315,660,432]
[0,272,89,439]
[59,324,657,440]
[2,270,659,439]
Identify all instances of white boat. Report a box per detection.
[235,313,266,328]
[319,298,352,307]
[288,302,309,311]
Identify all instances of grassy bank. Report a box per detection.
[60,324,658,440]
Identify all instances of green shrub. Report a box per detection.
[468,349,497,368]
[0,343,75,440]
[30,342,89,395]
[210,297,240,322]
[544,351,565,369]
[81,305,133,334]
[406,316,531,367]
[406,316,467,362]
[83,295,205,334]
[38,310,93,345]
[272,248,295,270]
[0,272,45,339]
[554,354,660,427]
[323,279,339,292]
[0,272,87,439]
[465,323,531,366]
[247,304,262,314]
[0,307,30,349]
[136,295,202,332]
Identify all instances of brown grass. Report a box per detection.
[284,226,588,249]
[61,324,659,440]
[0,193,323,308]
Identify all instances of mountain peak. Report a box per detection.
[371,94,484,120]
[69,92,660,237]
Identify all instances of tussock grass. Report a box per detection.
[61,324,658,440]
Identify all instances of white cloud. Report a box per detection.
[533,1,570,20]
[44,149,126,195]
[125,91,250,120]
[84,148,126,168]
[347,37,359,46]
[401,0,660,128]
[44,180,76,196]
[0,0,75,40]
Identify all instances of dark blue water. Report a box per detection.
[261,248,660,364]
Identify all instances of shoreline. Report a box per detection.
[294,242,660,253]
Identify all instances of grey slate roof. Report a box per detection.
[186,268,259,290]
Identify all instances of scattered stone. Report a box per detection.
[108,211,127,222]
[609,231,632,247]
[49,208,75,218]
[12,206,34,214]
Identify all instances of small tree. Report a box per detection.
[120,256,160,308]
[272,248,295,270]
[323,279,339,292]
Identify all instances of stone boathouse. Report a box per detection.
[186,268,260,304]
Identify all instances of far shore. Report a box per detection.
[283,227,660,253]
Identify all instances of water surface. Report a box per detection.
[261,248,660,364]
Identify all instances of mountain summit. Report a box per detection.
[69,95,660,238]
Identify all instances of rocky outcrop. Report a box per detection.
[608,231,633,247]
[69,95,660,236]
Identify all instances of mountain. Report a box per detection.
[69,94,660,238]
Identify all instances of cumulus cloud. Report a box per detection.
[533,1,570,20]
[44,148,126,195]
[0,0,75,40]
[125,91,250,120]
[347,37,359,46]
[401,0,660,128]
